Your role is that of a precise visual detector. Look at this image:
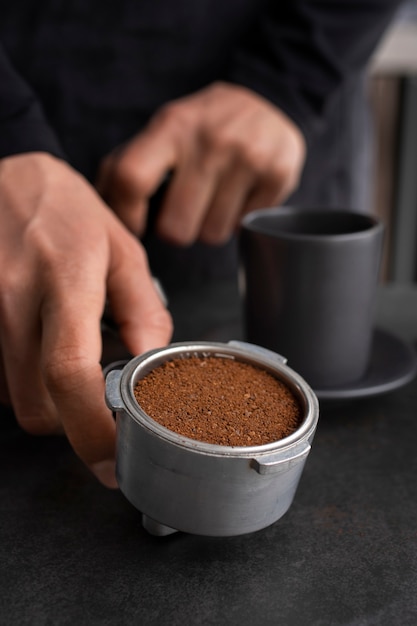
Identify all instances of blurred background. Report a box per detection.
[368,0,417,282]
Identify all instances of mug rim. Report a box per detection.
[240,206,384,241]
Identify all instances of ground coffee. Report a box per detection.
[133,356,302,446]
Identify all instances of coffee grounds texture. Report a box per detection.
[133,356,302,446]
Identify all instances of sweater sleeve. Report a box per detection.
[0,42,66,160]
[227,0,403,146]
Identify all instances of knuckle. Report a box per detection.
[111,155,148,193]
[23,223,63,271]
[202,125,236,155]
[239,142,272,173]
[196,129,239,176]
[156,101,192,131]
[43,351,95,396]
[104,149,153,201]
[152,102,195,149]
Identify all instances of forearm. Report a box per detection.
[228,0,403,145]
[0,43,65,159]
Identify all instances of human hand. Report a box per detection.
[0,152,172,486]
[96,81,306,245]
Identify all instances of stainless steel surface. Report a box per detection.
[105,340,319,537]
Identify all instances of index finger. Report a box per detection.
[41,288,117,488]
[97,118,180,236]
[107,111,181,216]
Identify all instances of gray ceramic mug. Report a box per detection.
[239,207,385,389]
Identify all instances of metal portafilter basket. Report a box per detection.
[105,340,319,537]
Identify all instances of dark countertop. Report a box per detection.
[1,282,417,626]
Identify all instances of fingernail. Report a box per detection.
[91,459,118,489]
[152,276,168,306]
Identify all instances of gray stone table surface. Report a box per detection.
[1,281,417,626]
